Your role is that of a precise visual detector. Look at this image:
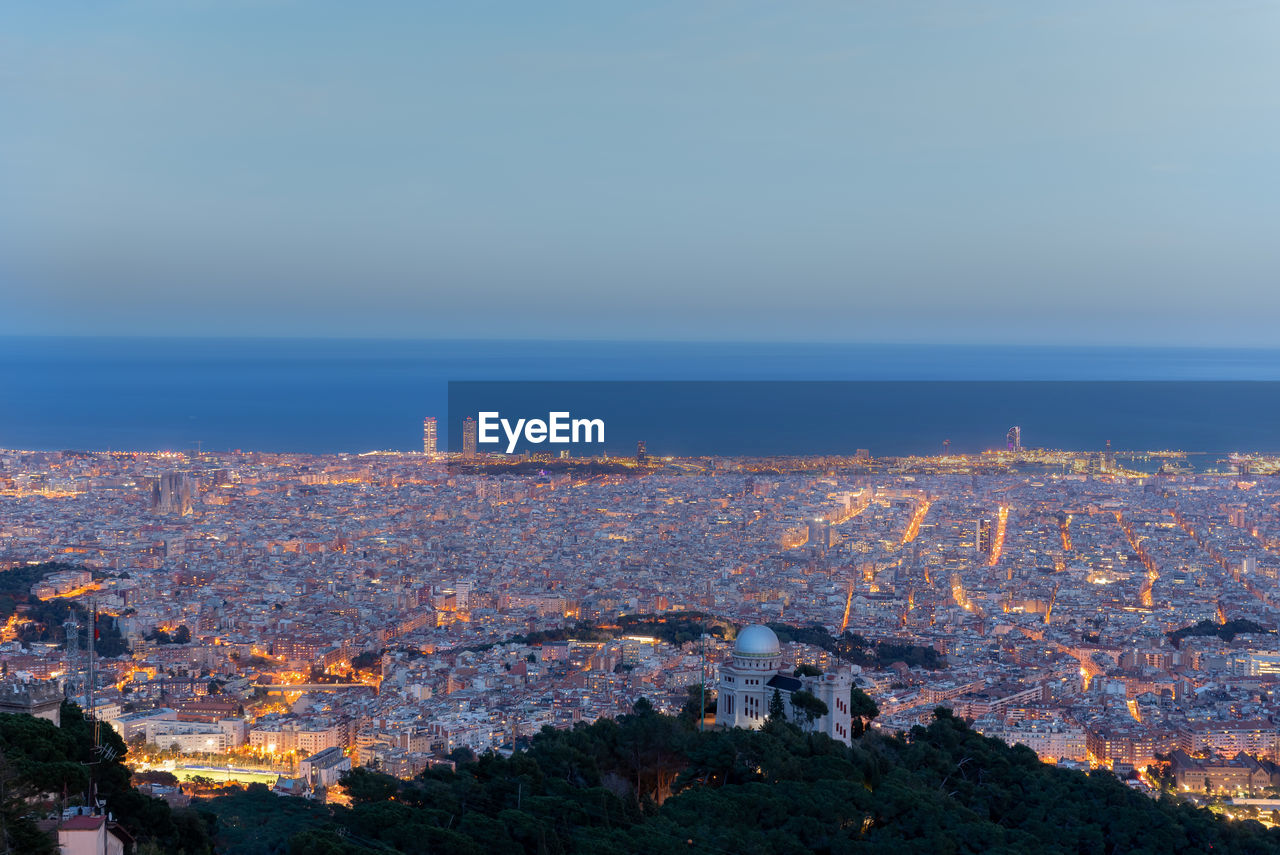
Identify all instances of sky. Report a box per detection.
[2,1,1278,345]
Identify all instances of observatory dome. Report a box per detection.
[734,625,781,657]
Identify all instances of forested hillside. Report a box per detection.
[0,702,211,854]
[202,701,1280,855]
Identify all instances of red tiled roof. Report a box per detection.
[60,815,105,831]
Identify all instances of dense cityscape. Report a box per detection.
[8,429,1280,846]
[6,0,1277,848]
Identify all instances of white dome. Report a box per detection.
[734,624,780,657]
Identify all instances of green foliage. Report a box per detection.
[195,708,1280,855]
[1,560,129,658]
[0,702,212,854]
[146,624,192,646]
[503,617,937,671]
[0,561,78,600]
[869,641,942,669]
[615,612,731,646]
[348,650,383,671]
[0,745,59,855]
[505,622,613,646]
[850,686,879,738]
[134,770,181,788]
[454,459,637,477]
[769,624,944,669]
[202,784,332,855]
[342,767,400,805]
[448,746,478,765]
[766,623,838,650]
[1167,617,1272,647]
[288,829,381,854]
[792,664,822,677]
[677,684,714,725]
[507,612,731,649]
[767,689,787,722]
[788,690,828,728]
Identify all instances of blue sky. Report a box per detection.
[2,1,1278,344]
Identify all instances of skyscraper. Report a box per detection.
[423,417,437,457]
[636,440,647,465]
[462,417,477,459]
[976,518,993,554]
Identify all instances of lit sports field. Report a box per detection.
[173,765,282,786]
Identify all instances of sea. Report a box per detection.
[4,337,1280,457]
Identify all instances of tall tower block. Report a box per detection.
[462,417,478,459]
[423,417,438,456]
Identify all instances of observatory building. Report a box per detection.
[714,624,855,745]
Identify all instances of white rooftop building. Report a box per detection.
[714,624,855,745]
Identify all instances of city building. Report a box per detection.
[976,518,993,554]
[807,518,831,551]
[462,418,477,459]
[12,444,1280,785]
[57,815,133,855]
[976,717,1087,763]
[423,417,437,457]
[300,746,352,790]
[0,678,64,725]
[715,624,854,744]
[1170,750,1274,796]
[151,471,195,515]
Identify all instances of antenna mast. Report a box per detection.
[88,597,98,747]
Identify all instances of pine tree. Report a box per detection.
[767,688,787,722]
[850,686,879,737]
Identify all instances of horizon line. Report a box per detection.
[5,334,1280,352]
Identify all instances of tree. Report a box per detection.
[172,624,192,645]
[789,690,828,729]
[793,664,822,677]
[449,746,478,766]
[201,784,327,854]
[849,686,879,737]
[0,747,59,855]
[767,689,787,722]
[618,698,686,804]
[340,768,401,805]
[0,702,212,854]
[189,705,1280,855]
[350,650,382,671]
[679,684,714,725]
[132,769,180,788]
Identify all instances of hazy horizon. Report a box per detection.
[4,2,1279,345]
[9,333,1280,352]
